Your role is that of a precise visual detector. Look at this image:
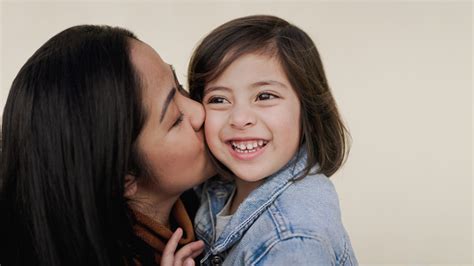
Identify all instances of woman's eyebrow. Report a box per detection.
[160,87,176,123]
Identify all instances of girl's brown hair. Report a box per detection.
[188,15,350,178]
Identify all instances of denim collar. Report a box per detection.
[204,147,308,256]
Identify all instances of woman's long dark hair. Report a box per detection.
[0,25,147,265]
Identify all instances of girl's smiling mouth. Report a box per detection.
[226,139,269,160]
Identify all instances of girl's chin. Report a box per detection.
[233,172,267,184]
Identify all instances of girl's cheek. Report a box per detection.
[204,113,221,138]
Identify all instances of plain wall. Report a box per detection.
[1,1,472,265]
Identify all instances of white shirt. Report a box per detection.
[215,189,235,240]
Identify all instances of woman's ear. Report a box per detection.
[124,174,138,198]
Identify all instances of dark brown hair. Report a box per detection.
[188,15,350,178]
[0,25,152,265]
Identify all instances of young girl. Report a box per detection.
[188,15,357,265]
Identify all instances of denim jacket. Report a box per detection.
[194,148,358,266]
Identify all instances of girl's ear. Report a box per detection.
[124,174,138,198]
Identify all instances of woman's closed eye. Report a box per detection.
[171,112,184,128]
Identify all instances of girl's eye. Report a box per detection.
[171,113,183,128]
[256,92,278,101]
[207,96,230,104]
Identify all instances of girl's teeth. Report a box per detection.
[231,140,268,153]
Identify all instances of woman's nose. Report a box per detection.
[181,95,205,131]
[229,105,256,130]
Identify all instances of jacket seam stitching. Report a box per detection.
[268,203,285,238]
[249,234,334,266]
[338,236,350,265]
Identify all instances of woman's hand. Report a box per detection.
[161,228,205,266]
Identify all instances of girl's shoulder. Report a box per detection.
[239,173,355,265]
[246,173,354,264]
[273,172,343,231]
[287,171,339,203]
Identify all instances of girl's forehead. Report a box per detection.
[209,47,279,79]
[203,55,293,98]
[212,53,286,82]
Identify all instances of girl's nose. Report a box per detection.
[181,95,205,131]
[229,105,256,130]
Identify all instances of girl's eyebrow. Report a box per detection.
[204,86,232,95]
[250,80,288,89]
[205,80,287,95]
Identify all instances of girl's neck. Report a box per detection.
[229,178,265,215]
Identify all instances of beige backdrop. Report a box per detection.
[1,1,472,265]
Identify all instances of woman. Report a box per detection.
[0,25,214,265]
